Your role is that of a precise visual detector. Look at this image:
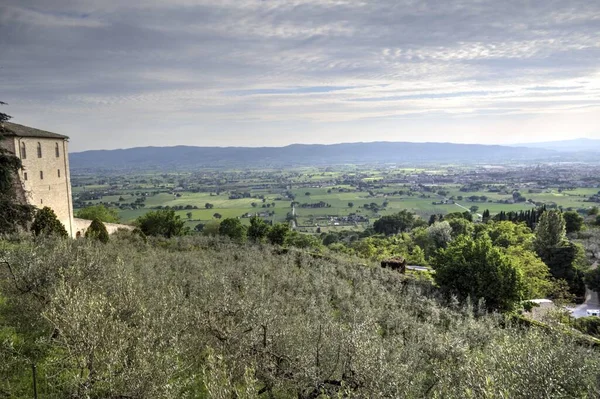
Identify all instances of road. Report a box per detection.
[452,201,483,218]
[568,289,600,318]
[568,261,599,318]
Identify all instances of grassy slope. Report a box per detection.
[1,235,600,398]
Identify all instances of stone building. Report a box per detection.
[0,122,75,236]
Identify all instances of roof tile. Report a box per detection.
[1,122,69,139]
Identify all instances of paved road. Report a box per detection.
[568,261,599,318]
[569,289,600,318]
[452,202,483,218]
[291,204,297,229]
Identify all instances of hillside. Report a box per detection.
[2,234,600,398]
[69,142,557,170]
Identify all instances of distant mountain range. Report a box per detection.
[69,141,567,171]
[513,138,600,152]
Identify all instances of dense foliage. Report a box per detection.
[0,102,35,234]
[30,207,68,238]
[76,204,120,223]
[1,234,600,398]
[85,218,109,243]
[136,209,188,237]
[433,235,522,311]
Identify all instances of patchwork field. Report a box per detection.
[71,165,600,230]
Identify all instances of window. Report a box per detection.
[37,142,42,158]
[40,199,43,204]
[55,143,60,157]
[23,172,28,181]
[40,171,44,180]
[57,169,61,178]
[20,142,27,159]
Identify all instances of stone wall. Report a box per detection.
[73,218,134,238]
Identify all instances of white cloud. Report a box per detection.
[1,0,599,150]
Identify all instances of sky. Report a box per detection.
[1,0,599,152]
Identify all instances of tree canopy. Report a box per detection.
[432,235,523,311]
[563,211,584,234]
[85,218,110,243]
[219,218,246,241]
[247,215,270,242]
[373,210,420,235]
[31,207,68,238]
[76,204,120,223]
[136,209,188,238]
[267,223,290,246]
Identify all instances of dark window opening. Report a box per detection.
[40,171,44,180]
[55,143,60,157]
[58,169,61,178]
[23,172,28,181]
[20,142,27,159]
[37,142,42,158]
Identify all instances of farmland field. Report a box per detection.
[71,163,600,230]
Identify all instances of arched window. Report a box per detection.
[20,142,26,159]
[55,143,60,157]
[37,142,42,158]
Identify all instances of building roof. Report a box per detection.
[1,122,69,140]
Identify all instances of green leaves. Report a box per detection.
[433,235,523,311]
[85,218,109,243]
[135,209,188,238]
[31,207,68,238]
[218,217,246,241]
[2,235,600,397]
[76,204,120,223]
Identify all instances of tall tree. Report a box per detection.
[0,102,35,233]
[534,210,566,259]
[247,215,270,242]
[136,209,188,238]
[219,218,246,241]
[85,218,110,243]
[563,211,584,234]
[31,207,68,237]
[373,210,417,235]
[267,223,290,246]
[426,221,453,249]
[432,235,523,311]
[534,210,585,297]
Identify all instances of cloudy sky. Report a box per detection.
[1,0,599,151]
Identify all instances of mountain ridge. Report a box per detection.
[69,141,560,171]
[512,138,600,152]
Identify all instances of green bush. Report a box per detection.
[135,209,188,238]
[218,218,246,241]
[30,206,68,237]
[85,218,109,243]
[573,316,600,338]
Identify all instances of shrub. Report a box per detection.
[1,236,600,397]
[30,206,68,237]
[85,218,109,243]
[218,218,246,241]
[135,209,188,237]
